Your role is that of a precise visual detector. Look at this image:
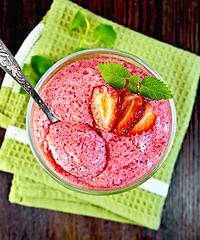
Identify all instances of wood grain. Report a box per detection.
[0,0,199,239]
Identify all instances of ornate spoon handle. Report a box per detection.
[0,39,58,123]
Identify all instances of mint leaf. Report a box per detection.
[129,74,140,85]
[20,56,53,94]
[139,76,172,100]
[94,24,117,47]
[69,11,86,31]
[98,62,130,89]
[22,63,37,78]
[31,55,52,79]
[20,63,38,94]
[127,82,138,93]
[22,63,29,74]
[20,88,26,94]
[127,74,140,92]
[20,75,37,94]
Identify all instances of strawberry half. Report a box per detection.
[126,101,157,136]
[90,85,120,131]
[112,92,144,135]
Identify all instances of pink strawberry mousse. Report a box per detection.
[47,121,106,179]
[33,57,170,190]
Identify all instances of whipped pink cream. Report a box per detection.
[47,121,107,179]
[33,57,170,190]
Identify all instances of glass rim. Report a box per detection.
[26,48,176,195]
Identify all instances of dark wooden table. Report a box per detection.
[0,0,199,239]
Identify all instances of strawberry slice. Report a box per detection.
[126,102,157,136]
[112,92,144,135]
[90,85,120,131]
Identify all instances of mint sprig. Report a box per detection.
[68,11,117,50]
[20,56,53,94]
[98,62,172,100]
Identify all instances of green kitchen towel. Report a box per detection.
[0,0,199,230]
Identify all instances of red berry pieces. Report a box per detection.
[90,85,120,131]
[112,92,144,135]
[126,102,157,136]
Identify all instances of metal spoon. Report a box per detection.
[0,39,58,123]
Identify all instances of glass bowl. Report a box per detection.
[26,48,176,195]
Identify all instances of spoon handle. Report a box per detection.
[0,39,58,123]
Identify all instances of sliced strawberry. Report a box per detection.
[126,102,157,136]
[112,92,144,135]
[90,85,120,131]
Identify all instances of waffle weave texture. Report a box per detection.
[0,0,199,230]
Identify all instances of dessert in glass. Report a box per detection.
[26,49,176,195]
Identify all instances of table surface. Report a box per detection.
[0,0,199,239]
